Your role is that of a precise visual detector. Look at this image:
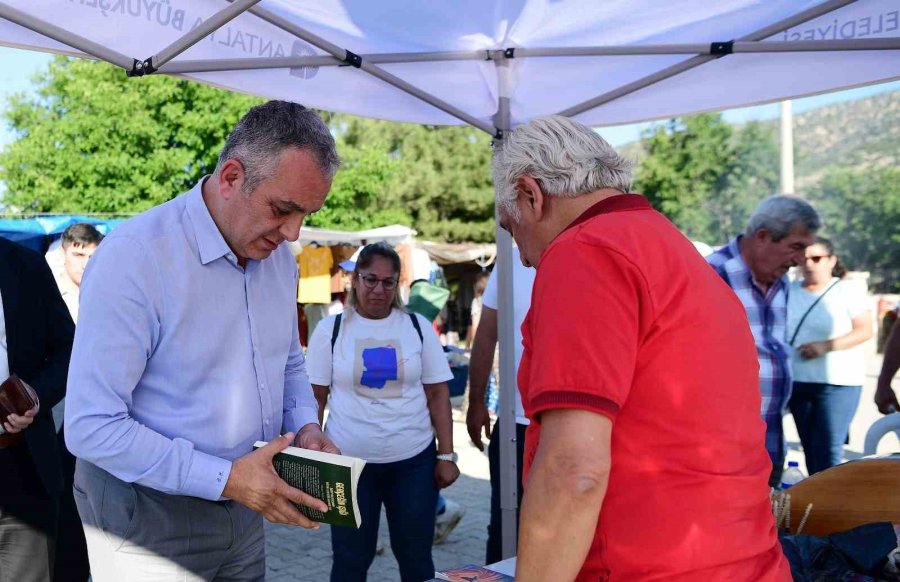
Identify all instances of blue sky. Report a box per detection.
[0,45,898,149]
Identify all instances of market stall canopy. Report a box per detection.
[417,240,497,267]
[291,224,415,248]
[0,215,122,252]
[0,1,897,136]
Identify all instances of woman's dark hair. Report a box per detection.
[814,236,847,279]
[348,242,405,310]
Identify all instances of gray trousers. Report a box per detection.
[73,459,265,582]
[0,442,57,582]
[0,508,55,582]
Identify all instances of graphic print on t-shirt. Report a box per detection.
[354,338,404,398]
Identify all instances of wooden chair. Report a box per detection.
[778,455,900,536]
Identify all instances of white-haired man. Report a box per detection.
[707,195,820,487]
[494,115,789,581]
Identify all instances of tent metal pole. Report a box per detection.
[159,55,342,74]
[159,37,899,74]
[492,55,519,561]
[239,2,497,136]
[558,0,859,118]
[0,2,133,69]
[735,37,900,52]
[146,0,263,72]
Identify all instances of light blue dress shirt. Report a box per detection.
[65,179,319,501]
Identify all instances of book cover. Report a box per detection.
[253,441,365,528]
[435,565,515,581]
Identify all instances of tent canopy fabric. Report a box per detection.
[0,1,897,135]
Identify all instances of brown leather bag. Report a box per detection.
[0,374,39,448]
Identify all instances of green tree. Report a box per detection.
[633,114,735,242]
[325,114,496,242]
[1,59,497,242]
[714,120,780,243]
[806,167,900,291]
[633,115,782,245]
[0,57,262,213]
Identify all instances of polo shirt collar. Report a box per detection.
[564,193,651,233]
[186,177,233,266]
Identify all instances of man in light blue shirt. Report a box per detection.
[65,101,341,581]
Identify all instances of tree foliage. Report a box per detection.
[318,114,495,241]
[633,113,779,244]
[0,57,262,214]
[0,58,497,241]
[806,167,900,291]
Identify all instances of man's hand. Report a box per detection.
[2,380,40,434]
[798,341,829,359]
[875,386,900,415]
[466,401,492,452]
[434,460,460,489]
[222,433,328,528]
[294,423,341,454]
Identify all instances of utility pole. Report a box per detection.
[780,100,795,194]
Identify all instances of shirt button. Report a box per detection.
[265,420,270,425]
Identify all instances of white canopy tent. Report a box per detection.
[1,0,898,560]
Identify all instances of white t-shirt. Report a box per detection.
[307,308,453,463]
[483,246,536,425]
[787,278,869,386]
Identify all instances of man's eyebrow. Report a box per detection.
[274,200,308,213]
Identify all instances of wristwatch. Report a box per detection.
[436,452,458,463]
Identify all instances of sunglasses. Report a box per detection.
[804,255,831,264]
[358,273,398,291]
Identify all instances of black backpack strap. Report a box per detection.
[408,312,424,344]
[788,280,839,346]
[330,312,343,352]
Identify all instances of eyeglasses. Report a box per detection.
[805,255,831,264]
[358,273,398,291]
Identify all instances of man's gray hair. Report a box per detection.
[745,194,821,241]
[216,100,341,194]
[492,115,633,221]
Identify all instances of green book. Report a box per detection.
[253,441,366,528]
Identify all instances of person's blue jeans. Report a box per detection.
[330,441,437,582]
[789,381,861,476]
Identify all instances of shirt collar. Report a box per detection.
[186,177,233,266]
[563,193,652,234]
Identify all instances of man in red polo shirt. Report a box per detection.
[493,116,790,581]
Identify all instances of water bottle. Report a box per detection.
[780,461,806,490]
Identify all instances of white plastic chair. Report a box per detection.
[863,413,900,455]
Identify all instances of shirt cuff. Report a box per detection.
[529,390,621,422]
[181,449,233,501]
[283,406,320,435]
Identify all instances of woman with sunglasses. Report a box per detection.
[306,242,459,582]
[787,237,873,475]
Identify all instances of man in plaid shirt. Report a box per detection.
[707,195,820,486]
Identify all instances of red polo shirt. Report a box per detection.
[519,194,790,581]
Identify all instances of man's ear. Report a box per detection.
[514,175,546,221]
[753,228,772,245]
[217,159,245,199]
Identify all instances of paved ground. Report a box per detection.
[265,348,899,580]
[264,407,492,581]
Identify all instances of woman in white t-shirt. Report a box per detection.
[787,237,873,475]
[307,243,458,582]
